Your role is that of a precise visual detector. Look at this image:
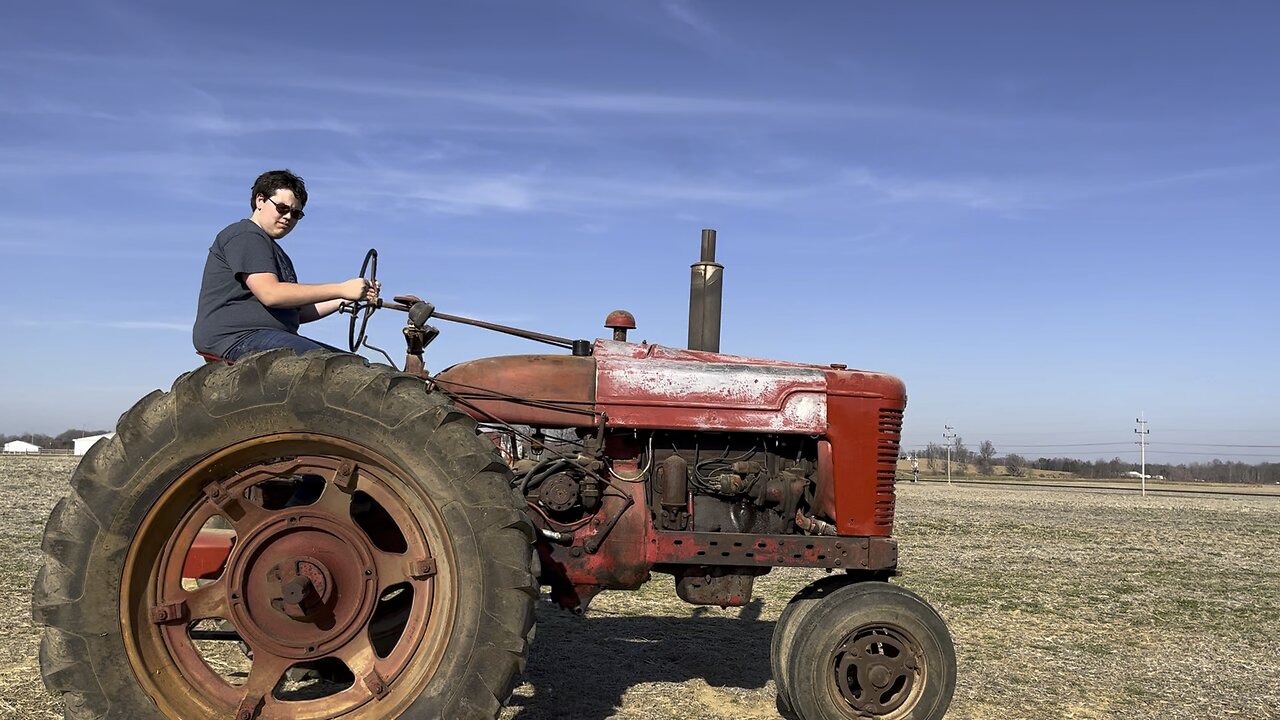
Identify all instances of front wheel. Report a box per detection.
[785,582,955,720]
[32,350,537,719]
[771,574,857,716]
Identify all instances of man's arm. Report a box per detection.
[299,299,345,324]
[244,273,370,309]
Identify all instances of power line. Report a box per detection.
[905,445,1277,458]
[995,442,1134,448]
[1156,442,1280,448]
[905,441,1280,449]
[904,448,1277,460]
[1142,450,1280,458]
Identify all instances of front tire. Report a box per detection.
[771,574,857,715]
[785,582,955,720]
[33,350,537,719]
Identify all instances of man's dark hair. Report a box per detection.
[250,169,308,210]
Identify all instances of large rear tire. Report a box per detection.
[32,350,537,719]
[785,582,955,720]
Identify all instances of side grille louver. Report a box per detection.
[875,408,903,528]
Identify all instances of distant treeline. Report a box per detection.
[2,429,111,450]
[913,439,1280,485]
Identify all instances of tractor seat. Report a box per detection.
[197,352,234,365]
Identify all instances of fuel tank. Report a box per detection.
[432,353,599,428]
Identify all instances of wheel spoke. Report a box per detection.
[333,635,389,700]
[236,649,292,716]
[182,578,231,621]
[313,483,355,518]
[220,498,273,535]
[373,549,414,587]
[880,649,916,675]
[837,639,866,661]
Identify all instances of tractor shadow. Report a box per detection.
[506,598,777,720]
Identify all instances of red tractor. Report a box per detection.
[33,232,955,720]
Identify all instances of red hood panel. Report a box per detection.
[436,341,905,437]
[594,340,828,433]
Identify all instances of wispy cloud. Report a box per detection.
[0,101,362,138]
[291,158,1034,219]
[313,167,538,215]
[1079,163,1274,198]
[105,321,189,332]
[269,75,903,123]
[0,98,123,121]
[840,168,1031,212]
[0,147,248,179]
[7,318,188,332]
[1004,162,1280,208]
[155,112,362,137]
[395,245,539,260]
[0,218,212,258]
[315,163,798,216]
[404,176,536,213]
[661,1,725,43]
[0,46,1129,138]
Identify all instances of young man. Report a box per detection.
[193,170,379,360]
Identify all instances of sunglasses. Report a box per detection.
[263,197,305,220]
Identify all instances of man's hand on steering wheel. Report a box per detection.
[339,277,379,303]
[338,277,366,302]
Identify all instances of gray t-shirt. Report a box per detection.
[192,219,300,356]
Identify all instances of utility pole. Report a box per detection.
[943,425,957,486]
[1134,414,1149,497]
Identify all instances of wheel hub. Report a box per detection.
[228,512,379,660]
[269,556,331,619]
[834,628,920,714]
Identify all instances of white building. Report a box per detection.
[73,433,115,456]
[3,440,41,454]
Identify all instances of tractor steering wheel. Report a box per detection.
[344,248,378,352]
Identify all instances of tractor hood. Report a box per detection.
[433,339,905,434]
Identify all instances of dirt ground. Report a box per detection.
[3,455,1278,719]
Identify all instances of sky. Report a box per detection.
[1,1,1277,464]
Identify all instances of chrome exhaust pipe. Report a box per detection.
[688,228,723,352]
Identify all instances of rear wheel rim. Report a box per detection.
[122,434,456,719]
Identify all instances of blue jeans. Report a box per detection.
[223,329,343,361]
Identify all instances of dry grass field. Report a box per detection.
[3,455,1277,719]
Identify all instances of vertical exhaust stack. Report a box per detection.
[688,228,724,353]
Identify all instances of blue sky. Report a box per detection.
[1,1,1276,463]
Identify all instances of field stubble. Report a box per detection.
[2,456,1276,719]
